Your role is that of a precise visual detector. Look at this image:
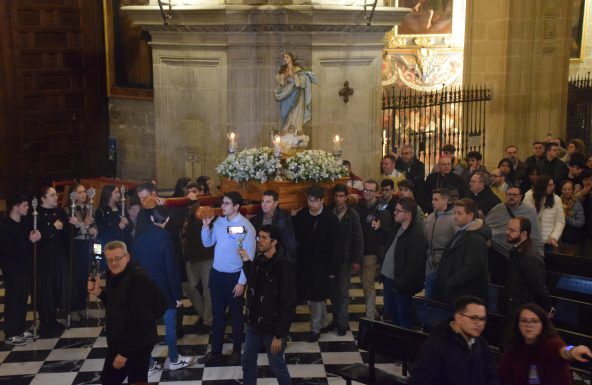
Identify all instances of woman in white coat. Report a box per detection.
[523,175,565,253]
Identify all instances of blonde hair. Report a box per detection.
[105,241,128,254]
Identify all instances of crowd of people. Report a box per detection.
[1,134,592,384]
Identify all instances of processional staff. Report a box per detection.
[31,197,39,339]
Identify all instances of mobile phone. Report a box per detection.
[93,243,103,257]
[227,226,246,235]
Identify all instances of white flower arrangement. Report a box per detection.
[284,150,347,182]
[217,148,346,183]
[216,147,277,183]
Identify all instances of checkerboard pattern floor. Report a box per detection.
[0,277,406,385]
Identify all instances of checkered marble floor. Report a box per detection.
[0,277,405,385]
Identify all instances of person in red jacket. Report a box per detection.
[498,303,591,385]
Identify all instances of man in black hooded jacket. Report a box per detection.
[239,224,296,385]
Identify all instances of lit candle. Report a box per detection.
[332,134,343,154]
[227,132,238,153]
[273,135,281,157]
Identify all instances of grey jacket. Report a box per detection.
[485,202,544,257]
[424,206,456,274]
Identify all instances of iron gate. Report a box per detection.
[382,86,492,171]
[566,73,592,152]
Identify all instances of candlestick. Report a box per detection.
[273,135,282,157]
[32,197,38,230]
[332,134,343,157]
[227,132,238,154]
[120,185,126,218]
[87,188,96,218]
[70,191,77,218]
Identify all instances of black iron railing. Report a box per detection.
[382,86,492,171]
[567,73,592,151]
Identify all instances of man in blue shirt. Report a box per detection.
[199,191,256,365]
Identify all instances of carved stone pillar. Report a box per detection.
[463,1,572,167]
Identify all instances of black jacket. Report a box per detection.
[354,199,394,258]
[0,217,32,272]
[435,219,491,304]
[468,187,501,217]
[251,207,297,261]
[396,157,426,200]
[387,221,428,295]
[503,239,552,315]
[538,158,568,193]
[99,262,159,357]
[411,320,499,385]
[293,207,339,301]
[331,206,364,271]
[243,246,296,338]
[423,172,468,212]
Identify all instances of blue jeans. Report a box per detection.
[242,326,291,385]
[149,307,178,366]
[424,271,437,300]
[382,277,413,329]
[164,308,179,362]
[210,269,244,353]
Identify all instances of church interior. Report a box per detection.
[1,0,592,384]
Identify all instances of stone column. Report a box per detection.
[463,0,572,168]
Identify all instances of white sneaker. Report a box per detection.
[148,361,162,377]
[21,331,35,340]
[5,336,27,346]
[168,355,194,371]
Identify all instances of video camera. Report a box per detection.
[90,242,103,282]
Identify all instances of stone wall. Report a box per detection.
[463,0,572,169]
[108,98,156,181]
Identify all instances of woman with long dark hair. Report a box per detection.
[520,165,540,196]
[498,303,591,384]
[95,185,130,251]
[497,158,517,185]
[523,175,564,252]
[65,183,98,322]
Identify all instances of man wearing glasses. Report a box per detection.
[485,185,543,284]
[199,191,256,364]
[87,241,163,385]
[354,180,394,321]
[292,185,339,342]
[411,296,499,385]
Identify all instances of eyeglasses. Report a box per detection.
[519,318,541,325]
[363,188,376,193]
[506,192,521,197]
[221,201,233,206]
[106,254,127,265]
[460,313,487,324]
[307,197,321,203]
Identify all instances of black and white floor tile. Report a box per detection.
[0,277,406,385]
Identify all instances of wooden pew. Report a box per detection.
[546,252,592,278]
[327,318,426,385]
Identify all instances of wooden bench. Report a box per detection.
[546,252,592,278]
[327,318,428,385]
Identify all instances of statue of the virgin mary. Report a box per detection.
[274,52,317,151]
